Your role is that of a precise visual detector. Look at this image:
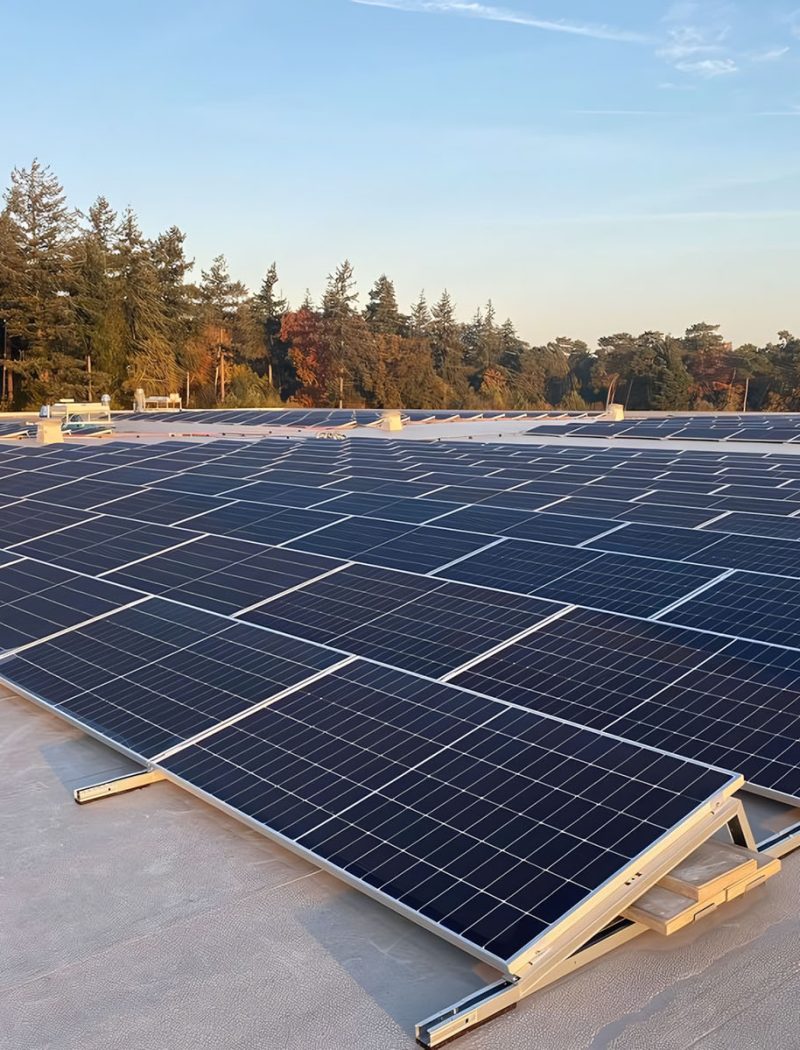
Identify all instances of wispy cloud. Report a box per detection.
[657,2,738,78]
[676,57,738,77]
[351,1,651,44]
[750,46,790,63]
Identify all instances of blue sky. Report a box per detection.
[2,0,799,345]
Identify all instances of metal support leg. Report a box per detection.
[74,769,166,804]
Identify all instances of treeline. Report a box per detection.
[1,160,798,412]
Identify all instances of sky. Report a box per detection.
[2,0,799,346]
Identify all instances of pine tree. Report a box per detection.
[430,290,462,386]
[322,260,360,405]
[0,159,82,402]
[115,208,178,396]
[199,254,248,401]
[253,262,288,388]
[364,274,404,335]
[409,291,430,337]
[70,196,121,397]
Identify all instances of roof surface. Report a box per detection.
[3,684,799,1050]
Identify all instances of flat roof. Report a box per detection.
[3,683,799,1050]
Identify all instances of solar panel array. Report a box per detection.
[3,426,798,970]
[120,408,597,429]
[532,414,800,444]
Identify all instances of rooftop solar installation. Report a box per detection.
[239,563,565,677]
[11,518,198,574]
[0,598,344,757]
[1,416,799,1040]
[104,533,342,615]
[0,500,95,545]
[0,559,141,652]
[157,658,737,969]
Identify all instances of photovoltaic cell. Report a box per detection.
[0,501,96,547]
[452,607,729,730]
[0,599,343,757]
[106,534,342,614]
[658,571,800,650]
[0,558,140,651]
[159,660,736,967]
[13,518,195,575]
[241,563,563,677]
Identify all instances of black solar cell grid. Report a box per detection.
[106,534,342,614]
[658,571,800,650]
[607,638,800,800]
[221,480,336,508]
[95,489,231,525]
[241,563,563,677]
[311,491,456,524]
[451,607,729,729]
[180,502,345,546]
[698,511,800,541]
[13,518,195,575]
[0,558,140,651]
[287,517,496,574]
[159,659,735,966]
[0,501,95,547]
[0,599,342,757]
[32,477,142,509]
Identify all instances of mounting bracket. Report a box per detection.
[74,769,166,805]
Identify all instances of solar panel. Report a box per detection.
[658,571,800,650]
[312,492,456,525]
[698,511,800,541]
[240,563,564,677]
[13,518,196,574]
[434,538,598,592]
[0,599,344,757]
[89,465,184,486]
[222,481,334,508]
[0,472,71,498]
[0,501,95,547]
[95,489,231,525]
[287,518,496,574]
[700,533,800,577]
[502,512,621,546]
[106,534,343,614]
[533,496,628,519]
[181,502,345,546]
[0,421,29,439]
[158,659,737,968]
[617,502,726,529]
[529,552,723,618]
[0,559,140,652]
[451,607,729,729]
[150,473,242,496]
[588,523,726,562]
[31,477,142,509]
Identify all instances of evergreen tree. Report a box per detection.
[252,261,289,389]
[70,197,121,397]
[364,274,404,335]
[430,290,461,385]
[115,208,178,396]
[322,260,360,405]
[199,254,248,400]
[0,159,82,402]
[409,291,430,337]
